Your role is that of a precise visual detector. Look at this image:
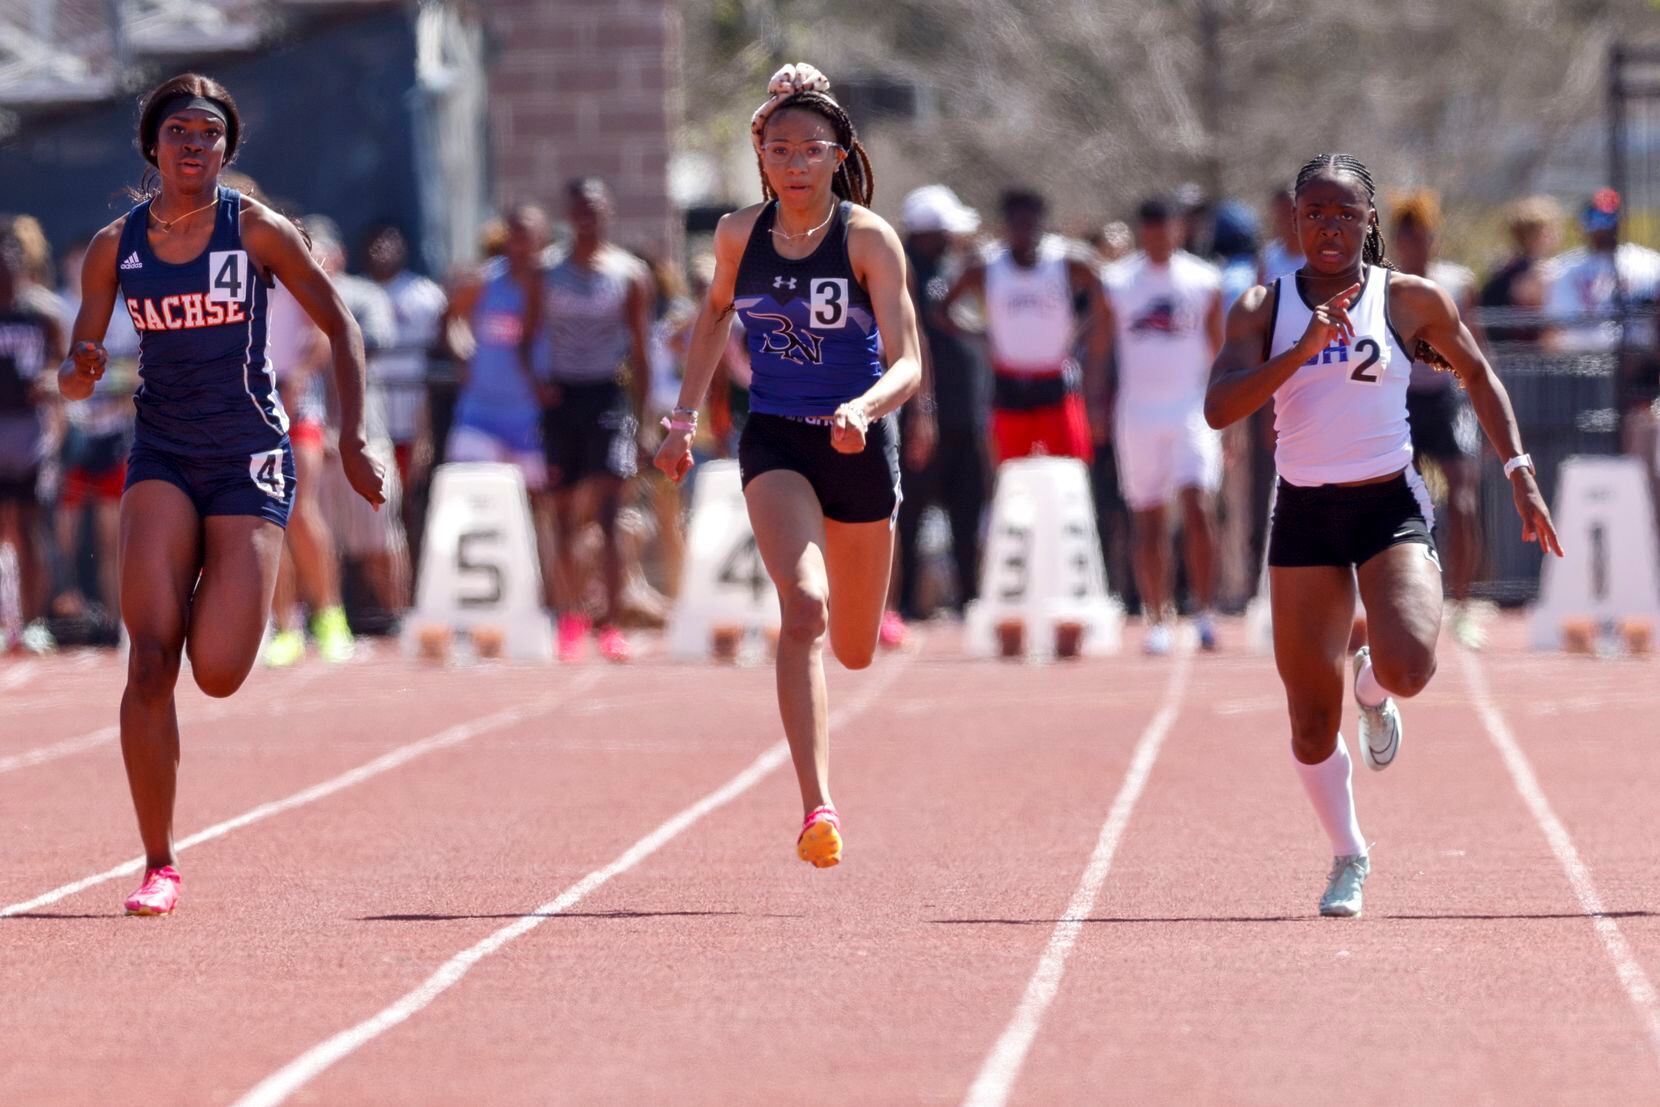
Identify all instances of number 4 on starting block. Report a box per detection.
[666,460,781,659]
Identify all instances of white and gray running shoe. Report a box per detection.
[1319,853,1371,917]
[1354,646,1403,771]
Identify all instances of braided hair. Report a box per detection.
[756,90,875,207]
[1292,153,1392,271]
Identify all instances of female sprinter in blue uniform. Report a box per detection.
[654,64,922,868]
[1205,154,1561,917]
[59,74,385,915]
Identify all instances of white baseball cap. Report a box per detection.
[901,185,980,235]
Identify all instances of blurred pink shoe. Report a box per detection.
[557,613,590,662]
[879,610,908,649]
[124,865,181,916]
[597,625,632,663]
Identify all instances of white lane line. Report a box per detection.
[0,668,325,777]
[0,659,40,695]
[231,656,912,1107]
[1459,647,1660,1072]
[0,669,604,919]
[963,652,1191,1107]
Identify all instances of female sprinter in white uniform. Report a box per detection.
[1205,153,1561,917]
[654,64,922,868]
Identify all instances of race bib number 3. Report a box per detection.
[809,278,849,328]
[209,250,249,303]
[250,448,286,499]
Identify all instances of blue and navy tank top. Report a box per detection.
[453,257,545,449]
[734,201,881,417]
[116,186,287,456]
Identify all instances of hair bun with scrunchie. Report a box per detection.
[750,63,833,153]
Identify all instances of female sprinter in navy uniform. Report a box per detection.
[1205,154,1561,917]
[59,74,385,915]
[653,64,922,868]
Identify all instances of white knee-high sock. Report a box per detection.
[1294,736,1367,857]
[1355,658,1389,709]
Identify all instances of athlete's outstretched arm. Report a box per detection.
[59,219,124,401]
[1395,276,1561,555]
[832,213,922,455]
[652,209,747,481]
[244,203,385,508]
[1204,280,1358,429]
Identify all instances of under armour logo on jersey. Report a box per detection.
[749,310,824,365]
[773,276,797,290]
[119,252,143,271]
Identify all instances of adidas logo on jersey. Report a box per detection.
[119,252,143,271]
[773,276,797,290]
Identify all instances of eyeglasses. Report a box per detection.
[761,140,845,165]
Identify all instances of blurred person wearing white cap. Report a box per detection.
[893,185,990,625]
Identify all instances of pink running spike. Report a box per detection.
[557,613,591,662]
[124,865,181,916]
[597,625,632,663]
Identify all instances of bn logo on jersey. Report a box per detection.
[749,310,825,365]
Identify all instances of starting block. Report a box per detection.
[666,460,781,661]
[403,463,554,662]
[966,457,1122,660]
[1529,456,1660,653]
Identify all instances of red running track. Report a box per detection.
[0,613,1655,1105]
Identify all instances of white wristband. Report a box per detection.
[1503,453,1534,478]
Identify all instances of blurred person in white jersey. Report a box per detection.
[1103,195,1225,654]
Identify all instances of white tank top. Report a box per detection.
[1267,264,1414,487]
[1105,250,1221,415]
[984,251,1075,373]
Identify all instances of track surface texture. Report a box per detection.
[0,613,1654,1105]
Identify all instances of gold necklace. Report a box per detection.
[149,195,218,233]
[771,201,836,242]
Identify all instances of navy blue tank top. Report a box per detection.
[733,201,882,417]
[116,186,287,455]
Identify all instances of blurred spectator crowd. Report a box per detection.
[1,172,1656,658]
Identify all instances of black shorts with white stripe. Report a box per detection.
[1267,469,1438,570]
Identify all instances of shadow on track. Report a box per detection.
[931,910,1658,926]
[356,909,805,922]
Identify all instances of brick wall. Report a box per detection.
[486,0,679,261]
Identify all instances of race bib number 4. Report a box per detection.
[208,250,249,303]
[249,448,286,499]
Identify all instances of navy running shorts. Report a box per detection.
[738,411,901,525]
[125,439,296,528]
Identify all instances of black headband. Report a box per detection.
[156,93,229,127]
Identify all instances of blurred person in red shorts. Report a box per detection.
[940,188,1109,466]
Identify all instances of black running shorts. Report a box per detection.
[1268,469,1438,570]
[738,411,901,525]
